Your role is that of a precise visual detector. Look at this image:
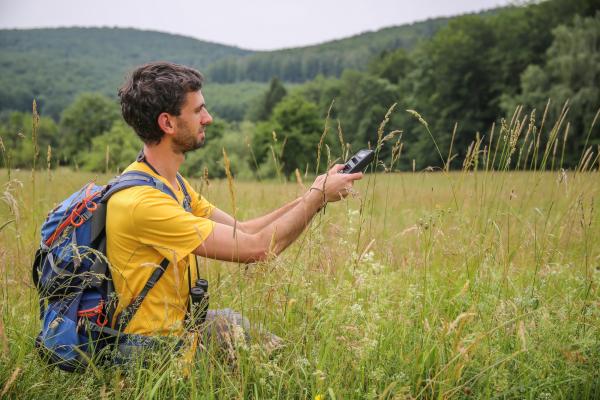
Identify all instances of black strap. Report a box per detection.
[137,150,192,212]
[114,257,170,332]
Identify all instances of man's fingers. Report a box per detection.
[347,172,363,181]
[329,164,345,174]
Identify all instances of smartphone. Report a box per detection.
[340,149,375,174]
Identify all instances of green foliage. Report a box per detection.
[83,120,141,173]
[246,77,288,122]
[403,15,499,167]
[1,0,598,172]
[0,111,59,169]
[252,95,323,177]
[0,28,251,119]
[59,92,121,166]
[181,119,256,180]
[202,82,269,121]
[294,71,400,158]
[368,48,413,85]
[206,17,451,83]
[502,13,600,166]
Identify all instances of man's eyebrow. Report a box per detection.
[194,103,206,111]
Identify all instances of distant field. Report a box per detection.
[0,169,599,399]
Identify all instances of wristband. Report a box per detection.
[309,187,327,212]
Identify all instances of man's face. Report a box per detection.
[172,90,213,154]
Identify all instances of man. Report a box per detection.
[107,61,362,348]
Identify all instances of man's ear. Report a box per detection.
[157,112,176,136]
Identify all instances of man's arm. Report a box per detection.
[209,196,303,234]
[195,165,362,263]
[195,189,322,262]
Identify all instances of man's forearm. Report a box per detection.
[256,189,323,257]
[240,196,303,234]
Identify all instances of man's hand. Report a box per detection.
[197,164,363,263]
[310,164,363,203]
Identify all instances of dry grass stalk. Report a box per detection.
[336,119,346,161]
[0,308,8,356]
[579,147,597,173]
[269,144,282,182]
[486,122,496,171]
[577,106,600,168]
[540,102,569,169]
[32,100,40,172]
[560,122,570,169]
[245,135,261,180]
[294,168,303,187]
[46,145,52,179]
[324,144,332,170]
[0,136,10,180]
[0,367,21,397]
[517,320,527,350]
[376,103,397,152]
[447,122,458,172]
[315,100,335,175]
[222,148,237,236]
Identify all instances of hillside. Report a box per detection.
[0,15,458,119]
[0,27,252,118]
[206,16,452,83]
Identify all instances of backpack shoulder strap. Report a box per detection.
[113,257,170,333]
[102,171,178,203]
[89,171,178,244]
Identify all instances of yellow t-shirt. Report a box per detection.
[106,161,215,336]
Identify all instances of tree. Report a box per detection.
[83,120,141,173]
[405,16,500,168]
[502,13,600,167]
[0,111,59,169]
[368,48,413,85]
[247,77,287,121]
[59,92,121,166]
[336,70,399,151]
[252,95,323,177]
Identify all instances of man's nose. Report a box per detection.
[202,110,213,125]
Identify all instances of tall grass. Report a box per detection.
[0,103,599,399]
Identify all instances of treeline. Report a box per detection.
[246,0,600,173]
[0,15,452,119]
[206,17,451,83]
[1,0,598,178]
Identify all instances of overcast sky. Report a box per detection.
[0,0,514,51]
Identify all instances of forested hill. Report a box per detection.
[205,16,452,83]
[0,28,251,118]
[0,14,456,118]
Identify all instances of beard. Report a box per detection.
[172,121,205,154]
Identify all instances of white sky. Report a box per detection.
[0,0,515,51]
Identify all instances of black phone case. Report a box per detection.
[341,149,375,173]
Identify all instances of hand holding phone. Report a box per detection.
[340,149,375,174]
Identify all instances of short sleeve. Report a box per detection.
[131,189,214,264]
[184,179,215,218]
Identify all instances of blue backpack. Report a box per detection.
[32,171,192,372]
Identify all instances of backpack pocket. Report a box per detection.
[36,290,110,372]
[36,293,85,371]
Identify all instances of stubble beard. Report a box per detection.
[172,122,205,155]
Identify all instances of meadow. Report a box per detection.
[0,103,599,399]
[0,160,598,399]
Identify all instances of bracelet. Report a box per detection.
[309,187,327,212]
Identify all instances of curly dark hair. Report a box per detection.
[118,62,204,144]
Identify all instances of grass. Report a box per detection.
[0,107,599,399]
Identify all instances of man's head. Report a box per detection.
[119,62,212,152]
